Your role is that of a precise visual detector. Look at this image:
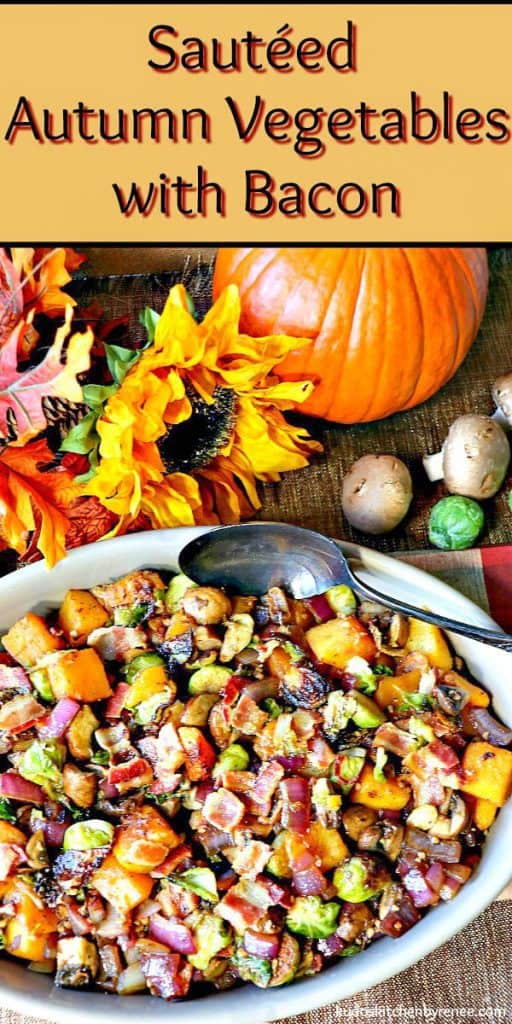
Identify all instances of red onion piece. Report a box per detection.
[274,754,305,772]
[305,595,335,623]
[403,868,438,908]
[317,931,346,957]
[280,777,311,834]
[39,698,80,739]
[43,818,68,847]
[0,771,44,804]
[195,780,215,804]
[0,665,30,692]
[241,679,279,703]
[292,866,327,896]
[100,777,119,800]
[243,929,280,959]
[404,826,462,864]
[425,862,445,893]
[149,913,197,955]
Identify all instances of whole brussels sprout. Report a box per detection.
[429,496,484,551]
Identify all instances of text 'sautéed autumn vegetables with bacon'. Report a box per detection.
[0,570,509,999]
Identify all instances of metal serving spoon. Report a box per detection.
[179,522,512,653]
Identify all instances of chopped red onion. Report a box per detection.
[0,771,44,804]
[43,818,68,847]
[38,698,80,739]
[243,929,280,959]
[425,862,445,893]
[403,868,438,908]
[292,866,327,896]
[305,595,335,623]
[149,914,197,955]
[274,754,305,771]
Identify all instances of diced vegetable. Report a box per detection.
[305,616,376,670]
[123,666,168,709]
[325,585,357,617]
[44,649,112,702]
[67,706,99,761]
[306,821,348,871]
[286,896,339,938]
[5,882,57,961]
[333,856,389,902]
[124,652,164,685]
[375,671,422,709]
[63,763,97,808]
[405,620,452,671]
[442,670,490,709]
[461,742,512,806]
[63,819,114,851]
[113,805,180,873]
[18,740,65,799]
[269,933,301,986]
[170,867,219,902]
[58,590,109,646]
[187,914,230,970]
[474,797,498,831]
[2,613,63,668]
[188,665,232,695]
[92,854,154,913]
[350,763,410,811]
[213,743,250,778]
[165,574,196,613]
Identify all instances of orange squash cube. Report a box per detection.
[92,854,154,913]
[58,590,109,646]
[351,763,410,811]
[2,613,63,668]
[305,616,376,670]
[113,805,180,873]
[473,797,498,831]
[306,821,348,871]
[4,882,57,961]
[46,648,112,702]
[0,821,26,846]
[375,671,421,709]
[461,742,512,807]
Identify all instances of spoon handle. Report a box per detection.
[347,562,512,653]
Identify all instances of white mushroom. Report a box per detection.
[341,455,413,535]
[423,414,510,500]
[492,373,512,427]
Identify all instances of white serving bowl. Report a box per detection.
[0,527,510,1024]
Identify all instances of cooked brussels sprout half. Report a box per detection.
[286,896,339,938]
[63,819,114,851]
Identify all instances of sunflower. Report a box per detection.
[82,284,322,533]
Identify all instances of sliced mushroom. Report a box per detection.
[429,794,468,839]
[388,613,409,648]
[434,682,469,716]
[423,415,510,499]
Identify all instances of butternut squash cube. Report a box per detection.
[406,619,452,671]
[351,763,410,811]
[45,648,112,702]
[58,589,109,646]
[461,741,512,807]
[4,882,57,961]
[113,805,180,873]
[306,821,348,871]
[474,797,498,831]
[375,670,421,709]
[305,616,376,670]
[442,670,489,709]
[2,612,63,668]
[92,854,154,913]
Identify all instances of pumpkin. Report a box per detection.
[212,248,488,423]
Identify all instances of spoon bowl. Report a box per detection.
[179,522,512,652]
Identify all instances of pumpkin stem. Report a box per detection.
[423,450,444,482]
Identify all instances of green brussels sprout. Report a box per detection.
[114,603,151,627]
[213,743,250,778]
[188,665,232,695]
[262,697,283,719]
[169,867,218,902]
[325,585,357,616]
[373,747,388,781]
[18,740,65,799]
[408,717,435,745]
[63,819,115,851]
[429,496,484,551]
[124,652,165,684]
[187,914,230,971]
[333,747,366,785]
[333,856,385,903]
[165,573,196,613]
[231,951,272,988]
[30,668,53,702]
[345,656,376,695]
[286,896,340,938]
[133,689,172,725]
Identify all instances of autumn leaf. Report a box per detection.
[0,250,23,345]
[10,246,86,317]
[0,306,93,446]
[0,440,78,565]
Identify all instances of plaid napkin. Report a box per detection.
[1,545,511,1024]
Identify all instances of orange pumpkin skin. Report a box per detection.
[212,248,488,423]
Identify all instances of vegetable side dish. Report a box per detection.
[0,571,510,1000]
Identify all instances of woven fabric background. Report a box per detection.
[1,248,511,1022]
[70,246,512,553]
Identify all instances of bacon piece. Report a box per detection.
[0,694,45,733]
[178,727,216,782]
[280,777,311,834]
[139,950,192,1000]
[0,665,31,692]
[230,694,268,735]
[215,890,265,931]
[105,684,131,720]
[0,842,26,880]
[251,761,284,806]
[107,756,153,792]
[203,788,245,831]
[156,722,185,773]
[225,839,272,879]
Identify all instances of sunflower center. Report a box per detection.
[157,385,237,474]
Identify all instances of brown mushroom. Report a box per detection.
[423,415,510,499]
[492,373,512,426]
[342,455,413,534]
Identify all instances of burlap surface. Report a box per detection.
[1,248,511,1021]
[71,246,512,553]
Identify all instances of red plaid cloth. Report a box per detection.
[397,545,512,632]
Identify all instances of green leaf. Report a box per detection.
[104,343,141,386]
[0,797,16,823]
[60,411,99,455]
[139,306,160,344]
[81,383,117,409]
